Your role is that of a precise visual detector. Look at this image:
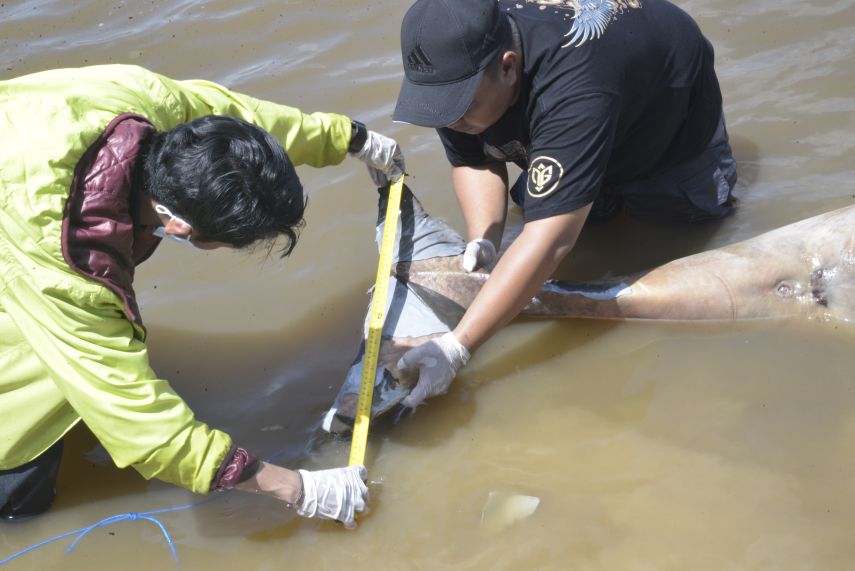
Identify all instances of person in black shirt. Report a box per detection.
[392,0,737,408]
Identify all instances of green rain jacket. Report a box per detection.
[0,65,352,492]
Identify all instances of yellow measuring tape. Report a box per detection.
[348,175,404,467]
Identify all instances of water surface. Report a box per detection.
[1,0,854,569]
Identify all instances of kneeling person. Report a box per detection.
[392,0,736,406]
[0,64,404,526]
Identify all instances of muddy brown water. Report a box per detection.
[2,0,855,569]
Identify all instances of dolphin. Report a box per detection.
[322,185,855,433]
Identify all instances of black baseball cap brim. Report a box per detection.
[393,65,487,128]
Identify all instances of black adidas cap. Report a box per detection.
[393,0,510,128]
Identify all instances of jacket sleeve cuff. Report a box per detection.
[348,120,368,153]
[211,445,260,492]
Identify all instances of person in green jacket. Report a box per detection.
[0,64,401,527]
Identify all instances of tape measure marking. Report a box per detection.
[348,176,404,467]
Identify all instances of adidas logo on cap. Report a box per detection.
[407,45,435,74]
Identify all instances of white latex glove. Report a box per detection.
[366,164,390,189]
[351,130,405,183]
[397,332,471,408]
[462,238,497,272]
[296,465,369,529]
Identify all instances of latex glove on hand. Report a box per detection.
[462,238,497,272]
[352,130,405,184]
[366,163,390,189]
[397,332,471,408]
[296,465,369,529]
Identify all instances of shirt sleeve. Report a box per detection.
[147,70,353,168]
[521,91,620,222]
[0,267,232,494]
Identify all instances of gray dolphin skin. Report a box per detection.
[322,185,855,433]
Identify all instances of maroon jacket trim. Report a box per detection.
[60,113,161,337]
[212,446,260,492]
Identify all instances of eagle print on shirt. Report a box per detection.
[525,0,642,47]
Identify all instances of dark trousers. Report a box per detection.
[592,114,738,223]
[0,440,63,520]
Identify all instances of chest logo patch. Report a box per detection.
[527,156,564,198]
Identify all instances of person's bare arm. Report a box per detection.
[233,461,302,503]
[454,203,592,352]
[397,203,593,408]
[451,163,509,249]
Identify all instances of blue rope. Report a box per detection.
[0,442,302,568]
[0,499,207,567]
[65,512,179,560]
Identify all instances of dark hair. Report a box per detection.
[143,115,306,257]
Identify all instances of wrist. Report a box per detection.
[233,462,303,505]
[284,473,304,509]
[441,331,471,368]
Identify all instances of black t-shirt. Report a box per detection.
[438,0,723,222]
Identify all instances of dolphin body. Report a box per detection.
[322,185,855,433]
